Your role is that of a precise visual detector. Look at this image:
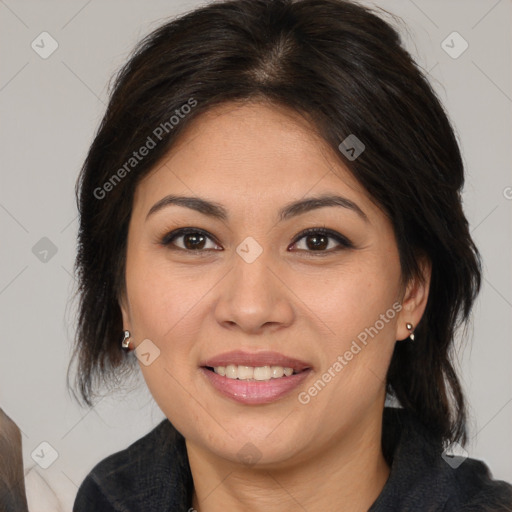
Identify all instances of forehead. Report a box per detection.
[134,101,379,220]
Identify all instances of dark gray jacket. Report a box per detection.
[73,407,512,511]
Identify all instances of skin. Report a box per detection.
[120,100,431,512]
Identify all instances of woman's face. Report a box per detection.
[120,101,429,467]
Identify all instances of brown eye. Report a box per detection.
[181,232,207,250]
[290,228,353,254]
[161,228,221,252]
[302,233,330,250]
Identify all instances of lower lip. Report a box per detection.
[200,367,312,405]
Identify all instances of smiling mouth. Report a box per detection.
[204,365,304,381]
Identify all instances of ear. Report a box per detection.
[395,254,431,341]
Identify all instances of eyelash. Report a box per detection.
[160,227,354,256]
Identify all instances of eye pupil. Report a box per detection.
[184,233,206,250]
[306,235,328,250]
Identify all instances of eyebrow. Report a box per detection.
[146,193,369,223]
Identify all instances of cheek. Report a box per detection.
[303,251,401,390]
[126,247,207,338]
[124,253,206,427]
[297,254,400,342]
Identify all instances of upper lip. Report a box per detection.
[201,350,311,372]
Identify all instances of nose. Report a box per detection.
[213,246,295,335]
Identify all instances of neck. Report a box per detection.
[186,409,390,512]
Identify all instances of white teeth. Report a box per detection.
[271,366,284,378]
[212,365,296,381]
[253,366,271,381]
[225,364,237,379]
[238,365,253,380]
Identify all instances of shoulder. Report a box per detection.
[449,457,512,511]
[73,475,117,512]
[374,407,512,511]
[73,419,185,512]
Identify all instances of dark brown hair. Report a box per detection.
[68,0,482,446]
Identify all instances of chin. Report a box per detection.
[186,411,314,466]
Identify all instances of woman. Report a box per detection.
[69,0,512,510]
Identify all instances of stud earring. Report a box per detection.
[406,322,415,341]
[121,330,133,351]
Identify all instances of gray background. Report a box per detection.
[0,0,511,510]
